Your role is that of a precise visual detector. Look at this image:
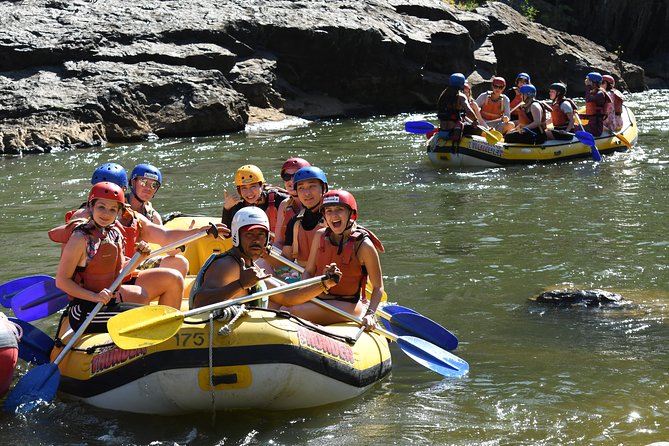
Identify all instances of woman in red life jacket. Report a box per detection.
[281,166,328,267]
[55,182,184,333]
[546,82,578,141]
[274,157,311,249]
[507,72,531,122]
[504,84,548,144]
[602,74,624,132]
[475,76,514,134]
[221,164,289,234]
[583,72,609,136]
[274,190,385,329]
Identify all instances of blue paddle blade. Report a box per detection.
[0,275,53,308]
[9,318,54,365]
[12,280,68,322]
[405,121,436,134]
[3,363,60,414]
[574,131,602,161]
[390,312,459,351]
[379,304,418,331]
[396,335,469,378]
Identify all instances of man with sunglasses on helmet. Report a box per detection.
[127,163,163,225]
[190,207,341,310]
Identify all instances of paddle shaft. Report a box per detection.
[54,227,216,363]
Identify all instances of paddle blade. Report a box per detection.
[615,132,633,149]
[0,275,53,308]
[405,121,436,134]
[107,305,183,350]
[12,280,68,322]
[390,312,458,351]
[590,145,602,161]
[9,318,54,365]
[396,336,469,378]
[379,305,418,331]
[3,364,60,414]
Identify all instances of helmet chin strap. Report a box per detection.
[131,188,146,204]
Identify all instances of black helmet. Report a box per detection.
[549,82,567,96]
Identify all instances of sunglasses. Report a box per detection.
[281,172,295,181]
[493,84,504,89]
[137,178,160,190]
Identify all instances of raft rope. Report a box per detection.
[217,305,247,336]
[208,311,216,425]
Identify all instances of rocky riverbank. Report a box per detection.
[0,0,647,155]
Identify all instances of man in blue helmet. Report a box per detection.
[583,72,609,136]
[504,84,547,144]
[128,163,163,225]
[508,72,531,122]
[436,72,477,140]
[281,166,328,267]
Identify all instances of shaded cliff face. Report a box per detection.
[531,0,668,86]
[0,0,646,154]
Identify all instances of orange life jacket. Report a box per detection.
[293,210,325,265]
[276,197,301,245]
[72,225,125,295]
[480,92,504,121]
[584,89,607,118]
[315,226,384,300]
[551,98,578,128]
[509,91,523,118]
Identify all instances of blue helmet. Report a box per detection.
[516,72,531,83]
[131,163,162,187]
[292,166,328,192]
[519,84,537,97]
[91,163,128,188]
[587,71,603,83]
[449,73,466,89]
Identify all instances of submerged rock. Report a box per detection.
[534,289,631,308]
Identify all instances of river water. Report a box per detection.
[1,90,669,445]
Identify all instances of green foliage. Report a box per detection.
[520,0,538,20]
[443,0,485,11]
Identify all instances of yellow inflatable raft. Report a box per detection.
[49,215,392,414]
[427,104,638,168]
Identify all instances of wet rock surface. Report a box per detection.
[534,289,631,308]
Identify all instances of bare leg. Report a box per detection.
[158,254,189,278]
[281,300,363,325]
[120,268,184,309]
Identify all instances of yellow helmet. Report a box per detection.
[234,164,265,187]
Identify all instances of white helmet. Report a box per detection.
[231,206,270,247]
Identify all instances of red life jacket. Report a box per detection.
[315,226,384,300]
[72,225,125,295]
[585,89,607,118]
[480,92,504,121]
[276,198,301,245]
[48,218,89,246]
[115,208,143,258]
[551,98,577,128]
[509,91,523,117]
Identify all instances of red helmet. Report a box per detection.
[88,182,126,207]
[281,157,311,175]
[602,74,615,87]
[492,76,506,88]
[321,189,358,221]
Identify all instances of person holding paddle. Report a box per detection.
[274,189,385,329]
[602,74,624,132]
[436,73,477,142]
[545,82,577,141]
[583,71,609,136]
[504,84,548,145]
[56,182,184,333]
[189,207,341,310]
[475,76,513,134]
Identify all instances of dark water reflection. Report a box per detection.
[1,91,669,445]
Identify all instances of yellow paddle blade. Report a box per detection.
[482,129,500,145]
[615,132,633,149]
[489,129,504,141]
[107,305,184,350]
